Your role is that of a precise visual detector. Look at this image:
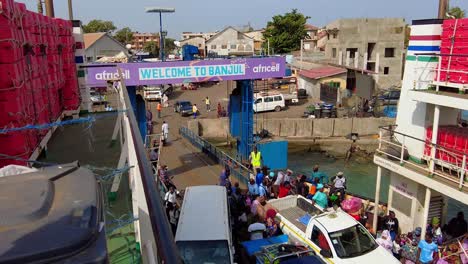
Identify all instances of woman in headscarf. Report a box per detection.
[376,230,393,253]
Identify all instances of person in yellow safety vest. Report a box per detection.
[204,97,211,112]
[249,146,262,172]
[192,104,198,119]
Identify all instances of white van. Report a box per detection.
[175,186,234,264]
[143,86,162,101]
[253,92,285,113]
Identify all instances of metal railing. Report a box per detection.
[377,126,467,190]
[412,53,468,92]
[179,126,251,186]
[145,133,169,198]
[116,69,181,263]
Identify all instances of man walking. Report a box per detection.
[157,102,162,118]
[162,121,169,141]
[205,96,211,112]
[192,104,198,119]
[164,186,179,217]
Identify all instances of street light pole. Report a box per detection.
[145,7,175,62]
[159,11,163,61]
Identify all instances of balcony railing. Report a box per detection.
[376,126,467,190]
[413,53,468,92]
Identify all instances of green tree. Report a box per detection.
[143,41,159,57]
[164,38,177,55]
[263,9,310,54]
[447,6,466,18]
[114,27,133,45]
[83,19,117,33]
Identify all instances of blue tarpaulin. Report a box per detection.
[241,235,289,256]
[383,105,397,118]
[258,141,288,170]
[298,214,312,226]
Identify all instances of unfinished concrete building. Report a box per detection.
[324,18,406,90]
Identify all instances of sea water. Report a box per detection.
[288,150,467,220]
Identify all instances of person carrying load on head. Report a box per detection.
[249,146,262,173]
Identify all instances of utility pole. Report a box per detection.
[438,0,448,19]
[267,39,270,56]
[37,0,43,14]
[68,0,74,20]
[44,0,54,17]
[300,39,304,71]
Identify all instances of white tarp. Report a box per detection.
[0,165,38,177]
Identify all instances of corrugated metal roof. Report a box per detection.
[299,66,346,80]
[83,33,106,49]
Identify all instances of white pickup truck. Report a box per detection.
[143,87,162,101]
[268,195,399,264]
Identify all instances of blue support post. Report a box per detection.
[229,93,241,138]
[127,86,147,141]
[237,80,254,161]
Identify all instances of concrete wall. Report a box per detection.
[324,18,406,89]
[190,117,395,138]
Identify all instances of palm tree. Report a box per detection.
[447,6,466,19]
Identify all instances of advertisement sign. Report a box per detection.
[86,57,286,87]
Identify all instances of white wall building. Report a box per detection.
[206,27,254,56]
[83,33,130,62]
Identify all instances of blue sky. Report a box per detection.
[17,0,467,39]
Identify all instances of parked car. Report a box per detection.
[268,195,400,264]
[378,90,400,105]
[174,101,193,116]
[253,92,285,113]
[143,87,162,101]
[90,91,106,104]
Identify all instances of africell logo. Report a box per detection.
[95,70,131,80]
[252,63,281,73]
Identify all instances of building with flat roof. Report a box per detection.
[324,18,406,90]
[131,32,159,51]
[181,31,217,41]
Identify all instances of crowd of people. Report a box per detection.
[212,147,362,245]
[373,211,468,263]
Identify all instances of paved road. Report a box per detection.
[147,95,223,190]
[146,81,314,189]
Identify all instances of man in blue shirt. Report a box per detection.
[255,168,264,186]
[311,165,329,185]
[417,232,438,264]
[248,178,259,197]
[219,169,228,186]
